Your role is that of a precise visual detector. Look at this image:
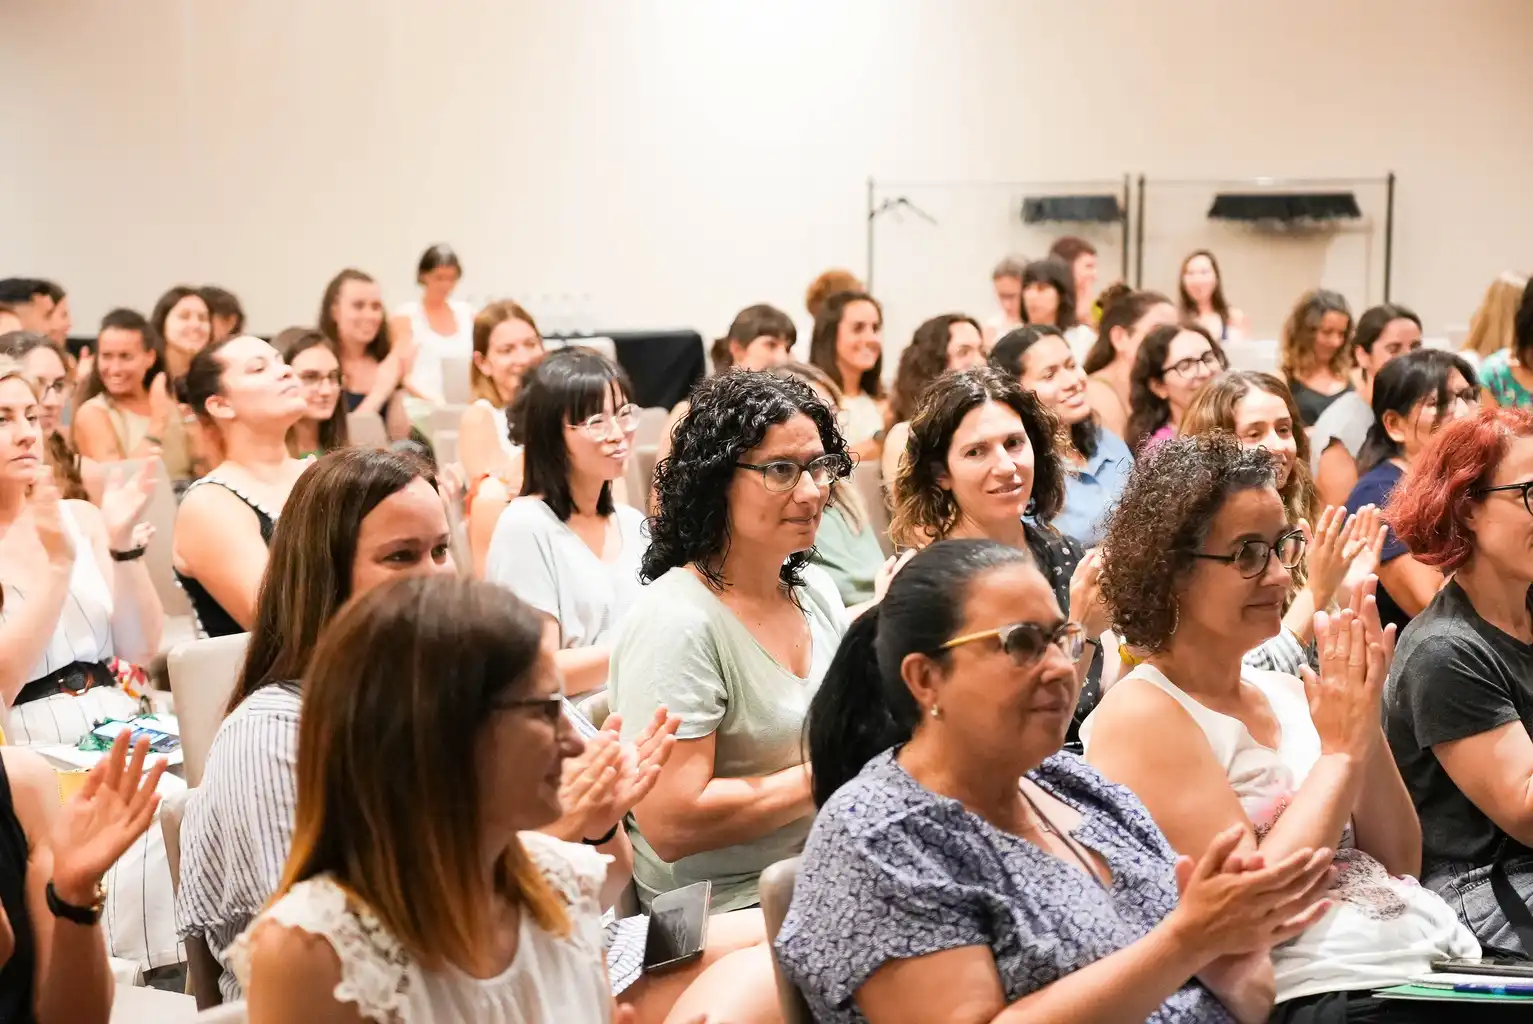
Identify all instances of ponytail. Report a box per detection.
[806,606,912,808]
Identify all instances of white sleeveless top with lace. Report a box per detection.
[228,832,612,1023]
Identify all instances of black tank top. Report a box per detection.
[0,754,37,1022]
[174,476,278,638]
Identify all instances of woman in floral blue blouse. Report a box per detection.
[776,539,1335,1024]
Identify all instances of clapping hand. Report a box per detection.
[1301,595,1391,760]
[98,461,157,551]
[556,706,680,843]
[50,731,167,906]
[31,468,76,570]
[1334,506,1387,613]
[1069,550,1110,638]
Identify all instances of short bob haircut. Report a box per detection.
[990,324,1100,461]
[513,346,633,521]
[276,575,568,970]
[1020,258,1078,329]
[1099,433,1280,652]
[228,446,437,714]
[710,303,796,372]
[1279,288,1352,380]
[808,290,884,400]
[646,369,850,591]
[1357,348,1479,474]
[1179,370,1317,525]
[1124,322,1226,452]
[271,326,349,456]
[890,366,1066,549]
[1389,407,1533,573]
[890,313,982,424]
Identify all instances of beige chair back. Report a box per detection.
[442,356,474,406]
[634,407,670,448]
[162,789,226,1008]
[427,403,467,442]
[760,857,812,1024]
[434,428,460,467]
[167,633,250,787]
[575,689,611,729]
[850,459,894,557]
[194,1002,247,1021]
[346,412,390,450]
[88,457,190,617]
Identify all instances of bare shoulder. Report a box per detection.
[245,918,365,1023]
[1,747,60,842]
[1091,671,1204,747]
[459,401,495,432]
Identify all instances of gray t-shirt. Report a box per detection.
[484,497,647,650]
[607,565,849,911]
[1308,390,1374,475]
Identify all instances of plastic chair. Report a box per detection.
[162,789,226,1008]
[167,633,249,787]
[346,412,390,450]
[634,407,670,448]
[850,458,893,557]
[759,857,813,1024]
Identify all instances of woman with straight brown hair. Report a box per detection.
[233,576,616,1022]
[270,328,348,459]
[318,268,413,441]
[458,300,545,484]
[808,290,887,459]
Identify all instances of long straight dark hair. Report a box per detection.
[990,324,1100,460]
[271,327,350,455]
[1357,348,1479,474]
[808,290,884,399]
[513,346,633,521]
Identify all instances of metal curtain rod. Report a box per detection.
[872,177,1128,190]
[1144,175,1392,189]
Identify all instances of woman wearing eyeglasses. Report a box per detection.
[484,348,647,697]
[1084,435,1478,1020]
[1382,408,1533,954]
[1346,348,1480,632]
[271,328,348,459]
[1124,323,1227,453]
[780,539,1336,1024]
[608,370,851,912]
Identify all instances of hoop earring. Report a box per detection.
[1168,598,1180,638]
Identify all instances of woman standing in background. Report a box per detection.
[1281,289,1354,426]
[318,268,413,442]
[390,244,475,406]
[1178,249,1247,345]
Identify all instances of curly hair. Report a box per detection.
[1099,434,1278,652]
[1279,289,1352,380]
[645,369,850,590]
[889,366,1065,548]
[1124,322,1225,452]
[889,313,980,424]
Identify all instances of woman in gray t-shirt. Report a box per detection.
[608,370,852,911]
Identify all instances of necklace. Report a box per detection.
[1019,783,1108,890]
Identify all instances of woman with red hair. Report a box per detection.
[1383,406,1533,953]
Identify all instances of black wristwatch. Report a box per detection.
[582,822,620,846]
[46,880,105,926]
[110,545,148,562]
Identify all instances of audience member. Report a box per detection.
[1020,258,1078,334]
[610,370,850,911]
[0,731,167,1023]
[0,280,54,335]
[1477,276,1533,410]
[881,313,986,486]
[1460,270,1529,363]
[1178,250,1247,345]
[1049,235,1099,327]
[980,255,1025,349]
[71,308,195,483]
[808,290,886,459]
[390,243,474,406]
[1083,284,1179,438]
[802,268,863,356]
[1347,348,1478,631]
[1086,434,1479,1018]
[1383,408,1533,953]
[991,324,1131,548]
[318,268,412,441]
[459,300,545,482]
[172,336,310,637]
[485,348,647,696]
[270,327,347,459]
[150,285,212,381]
[1311,303,1424,507]
[199,286,245,344]
[0,305,21,336]
[1281,289,1354,426]
[782,538,1334,1024]
[232,576,614,1021]
[33,281,69,347]
[0,331,90,498]
[1124,322,1226,452]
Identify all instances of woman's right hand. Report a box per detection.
[1170,824,1333,962]
[1301,505,1360,609]
[31,469,76,570]
[146,373,173,429]
[1301,605,1388,759]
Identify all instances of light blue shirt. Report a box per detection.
[1054,427,1132,548]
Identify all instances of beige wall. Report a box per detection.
[2,0,1529,362]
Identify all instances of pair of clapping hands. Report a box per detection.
[551,706,681,846]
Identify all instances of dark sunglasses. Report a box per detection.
[940,620,1085,667]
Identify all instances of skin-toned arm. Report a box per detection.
[880,420,910,487]
[75,498,162,664]
[540,617,611,697]
[172,484,270,631]
[1436,722,1533,848]
[649,402,687,515]
[458,402,512,482]
[1376,553,1445,617]
[0,475,76,703]
[1085,379,1127,439]
[1314,443,1359,511]
[467,476,512,579]
[246,924,368,1024]
[69,404,126,463]
[382,389,412,443]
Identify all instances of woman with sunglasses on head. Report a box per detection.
[1381,408,1533,954]
[1124,323,1226,452]
[1083,284,1181,440]
[1084,435,1479,1021]
[780,539,1336,1024]
[1346,349,1480,632]
[484,348,646,696]
[270,328,348,460]
[609,370,851,913]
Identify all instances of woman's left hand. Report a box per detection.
[98,461,157,551]
[1301,505,1359,609]
[1069,549,1109,637]
[50,731,167,904]
[872,549,916,604]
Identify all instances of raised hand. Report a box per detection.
[146,373,173,429]
[50,731,167,904]
[1069,549,1110,638]
[98,461,156,550]
[554,732,625,842]
[30,468,75,569]
[1301,605,1388,759]
[1302,505,1358,609]
[1335,506,1387,612]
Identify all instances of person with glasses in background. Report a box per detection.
[1084,434,1478,1021]
[485,348,647,696]
[271,328,348,459]
[1124,323,1226,452]
[1346,349,1480,632]
[1382,408,1533,955]
[780,538,1336,1024]
[608,370,851,913]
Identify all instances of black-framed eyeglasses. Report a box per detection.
[570,403,640,440]
[1163,350,1225,380]
[735,452,853,493]
[493,693,567,725]
[37,379,73,400]
[1192,528,1307,579]
[297,370,341,388]
[1476,479,1533,517]
[940,620,1085,667]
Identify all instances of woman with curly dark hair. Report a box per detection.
[889,366,1109,739]
[608,370,852,912]
[1124,322,1226,452]
[880,313,986,485]
[1083,433,1478,1019]
[1281,289,1354,426]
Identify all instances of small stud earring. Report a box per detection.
[929,705,942,720]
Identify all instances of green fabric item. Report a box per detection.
[810,505,885,607]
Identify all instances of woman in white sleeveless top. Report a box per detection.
[234,576,615,1023]
[1084,435,1476,1020]
[389,244,475,406]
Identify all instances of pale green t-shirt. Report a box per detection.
[607,564,849,912]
